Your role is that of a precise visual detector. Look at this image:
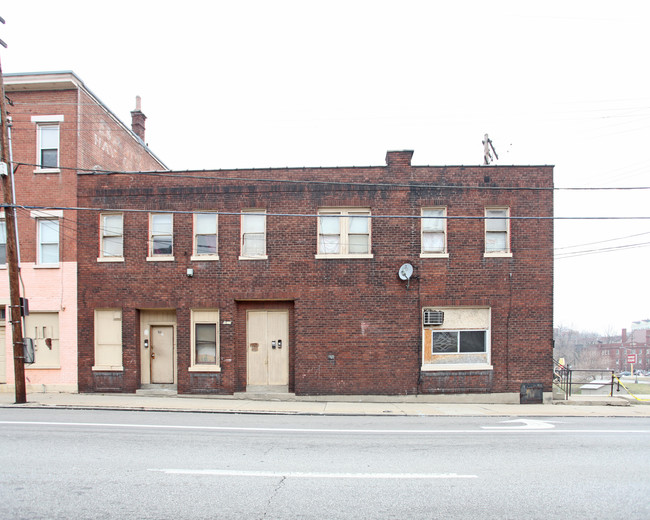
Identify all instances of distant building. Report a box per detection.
[76,150,554,401]
[591,323,650,372]
[0,71,166,392]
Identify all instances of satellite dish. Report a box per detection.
[398,263,413,281]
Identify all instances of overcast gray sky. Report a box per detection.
[2,1,649,335]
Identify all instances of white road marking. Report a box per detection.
[149,469,478,479]
[0,421,648,434]
[482,419,556,430]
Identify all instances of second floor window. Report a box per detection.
[100,213,123,259]
[317,209,371,257]
[193,213,218,258]
[38,219,59,265]
[150,213,173,257]
[421,208,447,255]
[38,124,60,169]
[0,219,6,265]
[485,207,510,255]
[240,210,266,259]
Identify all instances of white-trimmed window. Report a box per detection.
[148,213,174,260]
[32,115,64,172]
[192,213,218,260]
[485,207,511,256]
[99,213,124,261]
[93,309,123,371]
[0,218,6,265]
[317,208,372,258]
[240,210,266,259]
[189,309,220,372]
[37,218,60,266]
[421,207,447,257]
[422,307,492,371]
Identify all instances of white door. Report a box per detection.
[247,311,289,388]
[150,325,174,384]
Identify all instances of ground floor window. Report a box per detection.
[189,309,220,372]
[93,309,123,371]
[25,312,60,368]
[422,307,492,370]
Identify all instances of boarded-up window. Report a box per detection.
[94,309,123,369]
[25,312,60,368]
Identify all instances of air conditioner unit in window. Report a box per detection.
[423,310,444,326]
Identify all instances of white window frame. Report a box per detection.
[98,213,124,262]
[0,217,6,267]
[420,207,448,258]
[239,210,267,260]
[484,207,512,257]
[92,308,124,371]
[32,115,64,173]
[147,213,174,261]
[192,212,219,261]
[189,309,221,372]
[37,218,60,267]
[421,307,492,372]
[316,208,373,259]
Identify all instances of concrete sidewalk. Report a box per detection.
[1,391,649,417]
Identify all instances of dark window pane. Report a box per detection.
[196,235,217,254]
[195,323,217,364]
[0,244,5,264]
[432,331,458,353]
[153,237,172,255]
[459,331,486,353]
[41,149,58,169]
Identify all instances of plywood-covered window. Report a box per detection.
[93,309,123,371]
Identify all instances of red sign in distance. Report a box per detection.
[627,354,637,364]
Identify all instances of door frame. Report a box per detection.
[246,309,289,389]
[139,309,177,385]
[235,301,294,393]
[149,324,175,384]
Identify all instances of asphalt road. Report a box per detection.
[0,409,649,519]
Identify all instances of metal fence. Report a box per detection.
[553,359,615,400]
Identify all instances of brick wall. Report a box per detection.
[77,153,553,396]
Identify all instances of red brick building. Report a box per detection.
[593,327,650,372]
[76,151,553,401]
[0,71,166,393]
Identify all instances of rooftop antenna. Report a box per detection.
[482,133,498,165]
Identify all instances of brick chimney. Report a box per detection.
[130,95,146,142]
[385,150,414,168]
[622,328,627,343]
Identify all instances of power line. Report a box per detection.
[10,161,650,192]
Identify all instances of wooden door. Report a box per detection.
[246,311,289,387]
[150,325,174,384]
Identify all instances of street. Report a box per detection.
[1,408,649,519]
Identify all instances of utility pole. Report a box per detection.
[0,17,26,403]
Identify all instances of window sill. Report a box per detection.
[97,257,125,263]
[146,256,175,262]
[188,365,221,373]
[191,255,220,261]
[33,168,61,174]
[92,365,124,372]
[315,253,374,259]
[420,252,449,259]
[25,365,61,370]
[421,363,493,372]
[239,255,268,261]
[34,264,60,269]
[484,252,513,258]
